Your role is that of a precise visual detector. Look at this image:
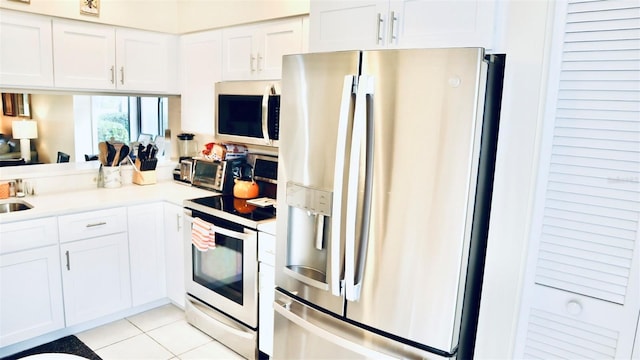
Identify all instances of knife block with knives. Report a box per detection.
[133,143,158,185]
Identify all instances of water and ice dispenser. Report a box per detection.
[284,182,334,291]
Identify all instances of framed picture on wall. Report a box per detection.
[2,93,16,116]
[80,0,99,16]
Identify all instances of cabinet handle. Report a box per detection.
[86,221,107,228]
[250,54,256,72]
[65,250,70,271]
[257,53,263,71]
[110,66,115,84]
[176,213,182,231]
[120,67,125,85]
[389,11,398,43]
[376,13,384,45]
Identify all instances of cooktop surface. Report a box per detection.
[189,195,277,223]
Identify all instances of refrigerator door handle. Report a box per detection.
[345,74,375,302]
[274,298,399,360]
[330,75,357,297]
[261,84,275,145]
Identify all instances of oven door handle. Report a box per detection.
[184,212,257,240]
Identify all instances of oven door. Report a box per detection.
[184,208,258,328]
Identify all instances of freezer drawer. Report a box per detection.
[272,290,449,360]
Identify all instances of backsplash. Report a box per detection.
[0,161,176,196]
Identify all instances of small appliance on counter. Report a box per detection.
[177,133,198,160]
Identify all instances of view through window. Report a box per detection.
[92,96,167,145]
[74,95,168,160]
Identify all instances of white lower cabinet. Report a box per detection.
[163,202,185,308]
[128,203,166,306]
[58,208,131,327]
[0,218,64,347]
[258,231,276,356]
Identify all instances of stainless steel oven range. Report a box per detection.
[183,194,276,360]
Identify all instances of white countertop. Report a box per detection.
[0,181,215,223]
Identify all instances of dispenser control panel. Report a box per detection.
[286,182,332,216]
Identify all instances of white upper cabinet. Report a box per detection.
[52,19,177,93]
[179,29,222,135]
[0,10,54,88]
[309,0,497,52]
[116,28,177,93]
[53,20,116,90]
[309,1,388,51]
[222,17,304,80]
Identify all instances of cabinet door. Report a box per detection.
[180,30,222,134]
[61,233,131,326]
[128,203,166,306]
[392,0,496,49]
[116,28,175,92]
[257,18,303,80]
[259,262,275,356]
[52,19,116,90]
[164,203,185,307]
[309,1,388,52]
[258,231,276,355]
[0,245,64,347]
[0,10,54,88]
[222,25,257,80]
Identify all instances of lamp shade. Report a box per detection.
[12,120,38,139]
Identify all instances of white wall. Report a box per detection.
[474,1,554,358]
[0,0,180,33]
[177,0,309,33]
[31,94,75,164]
[0,0,309,33]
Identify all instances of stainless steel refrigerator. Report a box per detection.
[273,48,505,359]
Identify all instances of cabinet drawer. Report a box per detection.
[58,207,127,243]
[258,232,275,266]
[0,217,58,254]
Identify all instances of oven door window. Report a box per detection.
[193,234,244,305]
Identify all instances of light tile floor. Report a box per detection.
[76,304,244,360]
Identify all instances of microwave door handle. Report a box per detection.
[330,75,356,297]
[261,84,275,145]
[345,74,375,302]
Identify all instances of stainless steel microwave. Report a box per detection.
[214,80,280,147]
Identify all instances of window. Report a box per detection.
[74,95,168,159]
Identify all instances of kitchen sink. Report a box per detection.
[0,199,33,213]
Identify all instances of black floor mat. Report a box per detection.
[1,335,101,360]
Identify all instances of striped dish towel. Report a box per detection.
[192,217,216,251]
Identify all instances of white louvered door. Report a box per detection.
[515,0,640,358]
